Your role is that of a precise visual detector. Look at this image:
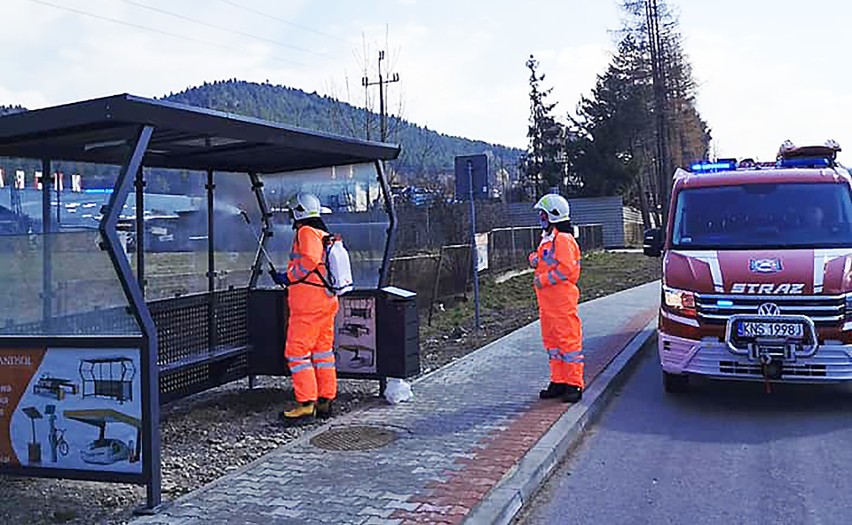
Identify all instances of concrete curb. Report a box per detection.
[463,319,657,525]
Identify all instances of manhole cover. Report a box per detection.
[310,425,397,451]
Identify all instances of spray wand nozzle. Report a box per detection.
[239,209,283,284]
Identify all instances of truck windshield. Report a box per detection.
[672,182,852,249]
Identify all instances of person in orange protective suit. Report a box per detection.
[529,193,584,403]
[271,192,339,424]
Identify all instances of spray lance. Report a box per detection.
[239,209,285,287]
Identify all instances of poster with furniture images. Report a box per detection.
[0,348,142,474]
[334,296,377,375]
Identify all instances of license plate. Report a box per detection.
[737,321,804,339]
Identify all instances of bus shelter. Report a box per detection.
[0,94,419,510]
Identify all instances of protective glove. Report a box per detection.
[528,253,539,269]
[270,269,289,286]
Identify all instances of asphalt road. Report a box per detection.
[518,347,852,525]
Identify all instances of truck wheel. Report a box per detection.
[663,371,689,393]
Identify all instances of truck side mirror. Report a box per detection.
[643,228,663,257]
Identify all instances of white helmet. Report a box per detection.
[291,192,331,221]
[534,194,571,224]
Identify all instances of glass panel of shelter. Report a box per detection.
[139,168,208,301]
[261,162,389,290]
[0,161,140,336]
[0,158,393,336]
[212,172,258,291]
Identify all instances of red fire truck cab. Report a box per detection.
[644,141,852,392]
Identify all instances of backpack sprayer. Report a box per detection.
[240,208,353,294]
[239,210,284,287]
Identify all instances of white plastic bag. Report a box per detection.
[384,378,413,404]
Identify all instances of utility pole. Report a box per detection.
[362,50,400,142]
[646,0,670,226]
[363,66,371,140]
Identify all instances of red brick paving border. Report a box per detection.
[391,306,657,524]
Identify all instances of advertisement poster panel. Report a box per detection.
[0,347,142,474]
[334,296,377,375]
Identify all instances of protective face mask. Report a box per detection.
[540,217,550,230]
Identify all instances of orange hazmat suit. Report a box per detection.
[530,230,584,388]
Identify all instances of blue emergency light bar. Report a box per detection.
[689,160,738,173]
[777,157,832,168]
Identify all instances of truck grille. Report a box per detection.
[695,293,845,327]
[719,361,828,377]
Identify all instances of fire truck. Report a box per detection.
[644,140,852,392]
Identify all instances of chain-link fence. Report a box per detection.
[488,227,540,274]
[387,223,605,319]
[486,224,604,274]
[387,244,471,308]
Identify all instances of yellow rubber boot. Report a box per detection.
[280,401,315,424]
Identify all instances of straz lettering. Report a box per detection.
[0,355,32,366]
[730,283,805,295]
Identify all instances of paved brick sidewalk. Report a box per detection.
[134,281,660,525]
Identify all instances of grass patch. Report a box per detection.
[418,251,661,373]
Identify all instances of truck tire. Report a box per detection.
[663,371,689,393]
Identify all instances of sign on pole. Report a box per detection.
[454,154,489,330]
[454,154,489,201]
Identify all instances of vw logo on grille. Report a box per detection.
[750,258,783,274]
[757,303,781,316]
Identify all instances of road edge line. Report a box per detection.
[463,319,658,525]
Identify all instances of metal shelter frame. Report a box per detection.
[0,94,400,510]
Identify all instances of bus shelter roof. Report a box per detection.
[0,93,400,174]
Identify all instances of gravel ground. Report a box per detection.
[0,252,660,525]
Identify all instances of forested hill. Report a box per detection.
[163,79,524,180]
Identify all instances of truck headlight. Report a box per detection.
[663,286,696,317]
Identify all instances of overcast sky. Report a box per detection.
[2,0,850,162]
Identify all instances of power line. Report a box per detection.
[218,0,354,45]
[114,0,327,58]
[28,0,304,67]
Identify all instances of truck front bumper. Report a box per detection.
[659,332,852,382]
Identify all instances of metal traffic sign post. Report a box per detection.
[467,160,481,331]
[455,154,489,331]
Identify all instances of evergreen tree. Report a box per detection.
[564,0,711,225]
[523,55,566,198]
[619,0,711,223]
[568,36,655,203]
